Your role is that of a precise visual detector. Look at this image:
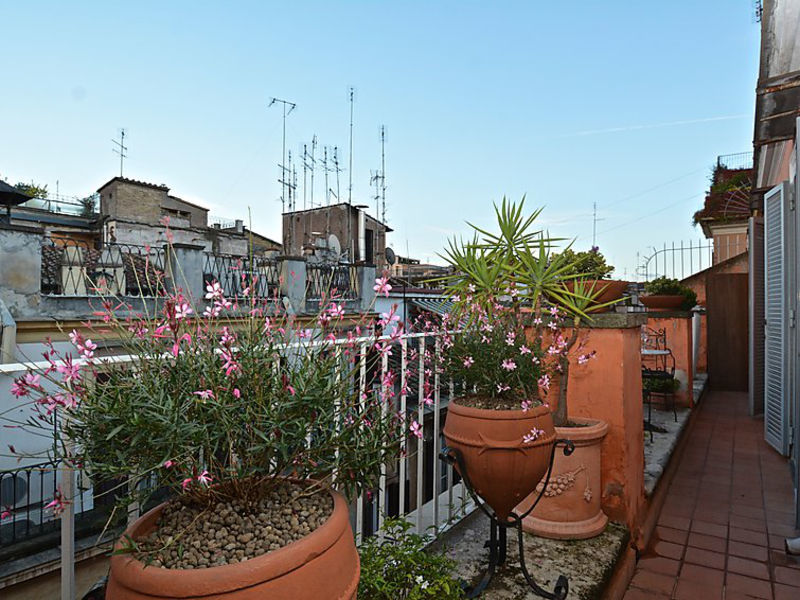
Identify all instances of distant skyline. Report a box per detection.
[0,2,760,277]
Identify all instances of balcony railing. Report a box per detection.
[41,239,165,297]
[306,263,359,301]
[0,330,472,591]
[716,151,753,171]
[203,252,280,299]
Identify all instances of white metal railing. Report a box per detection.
[637,238,748,282]
[0,330,473,597]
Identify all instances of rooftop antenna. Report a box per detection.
[591,201,605,248]
[112,128,128,177]
[380,125,387,223]
[310,134,317,208]
[323,146,330,207]
[268,97,296,213]
[302,143,308,210]
[347,87,355,204]
[333,146,342,204]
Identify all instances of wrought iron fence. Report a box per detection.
[41,239,165,297]
[306,263,359,301]
[203,252,280,299]
[717,151,753,171]
[637,239,748,282]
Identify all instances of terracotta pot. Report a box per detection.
[565,279,628,312]
[106,487,359,600]
[443,401,555,521]
[640,294,684,311]
[516,418,608,539]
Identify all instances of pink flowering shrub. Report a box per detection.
[6,250,405,511]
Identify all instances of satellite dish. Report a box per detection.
[385,247,397,265]
[328,234,342,257]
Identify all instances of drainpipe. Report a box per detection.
[0,298,16,363]
[691,305,703,374]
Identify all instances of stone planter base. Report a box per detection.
[516,417,609,540]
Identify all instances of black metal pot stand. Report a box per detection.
[440,439,575,599]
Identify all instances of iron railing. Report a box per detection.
[203,252,280,299]
[41,239,165,297]
[717,152,754,171]
[637,239,748,282]
[306,263,359,301]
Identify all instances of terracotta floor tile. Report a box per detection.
[674,577,723,599]
[729,514,767,533]
[774,583,800,600]
[637,556,681,576]
[769,533,788,550]
[622,588,669,600]
[774,565,800,587]
[692,520,729,538]
[659,514,691,531]
[724,573,773,598]
[730,504,766,520]
[728,540,769,562]
[694,508,732,525]
[680,563,725,586]
[726,556,770,581]
[653,540,684,560]
[684,546,726,570]
[656,526,688,546]
[629,569,676,596]
[767,521,800,538]
[769,549,800,569]
[729,527,769,547]
[688,532,727,553]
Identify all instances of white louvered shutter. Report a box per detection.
[764,181,791,455]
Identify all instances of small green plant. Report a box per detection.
[643,377,680,394]
[358,518,464,599]
[551,247,614,279]
[644,277,697,310]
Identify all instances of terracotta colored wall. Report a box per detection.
[645,314,694,407]
[563,316,646,539]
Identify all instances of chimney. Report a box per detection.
[235,219,244,233]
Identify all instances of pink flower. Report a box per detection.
[547,321,559,331]
[175,302,193,320]
[549,306,559,317]
[24,373,41,388]
[533,317,543,325]
[578,350,597,365]
[171,333,193,357]
[1,509,11,521]
[232,388,241,399]
[463,356,475,368]
[496,383,510,393]
[501,359,517,371]
[410,420,423,439]
[505,331,516,346]
[519,345,531,355]
[522,427,545,444]
[11,380,28,397]
[81,339,97,360]
[181,477,193,490]
[193,389,214,401]
[373,276,392,298]
[287,385,296,396]
[197,470,213,487]
[205,281,223,300]
[521,400,531,412]
[375,342,392,358]
[538,374,551,390]
[220,350,240,376]
[327,303,345,318]
[45,489,67,516]
[57,357,81,383]
[163,460,175,468]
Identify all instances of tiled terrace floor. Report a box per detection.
[625,390,800,600]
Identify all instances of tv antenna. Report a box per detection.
[268,97,296,212]
[333,146,342,203]
[322,146,330,207]
[380,125,387,223]
[310,134,317,208]
[112,128,128,177]
[592,201,605,247]
[347,87,355,204]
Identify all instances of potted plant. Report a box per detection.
[641,276,697,311]
[438,199,607,539]
[6,255,404,599]
[553,246,627,312]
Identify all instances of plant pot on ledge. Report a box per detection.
[106,485,359,600]
[565,279,628,313]
[640,295,684,311]
[443,400,556,522]
[515,417,608,540]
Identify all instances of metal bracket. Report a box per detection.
[440,439,575,599]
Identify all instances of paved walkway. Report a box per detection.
[624,390,800,599]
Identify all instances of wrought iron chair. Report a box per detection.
[641,328,677,440]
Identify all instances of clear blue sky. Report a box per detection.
[0,1,759,277]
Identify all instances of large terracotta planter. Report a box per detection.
[640,294,684,311]
[516,418,608,540]
[106,487,359,600]
[565,279,628,312]
[443,401,556,521]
